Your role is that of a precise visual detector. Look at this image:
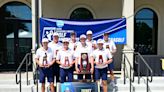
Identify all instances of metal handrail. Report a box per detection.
[15,52,32,92]
[122,51,135,92]
[123,48,153,92]
[33,63,39,92]
[135,52,153,92]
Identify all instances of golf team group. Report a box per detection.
[35,30,117,92]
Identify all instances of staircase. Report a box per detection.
[2,50,162,92]
[109,77,164,92]
[0,72,34,92]
[0,72,164,92]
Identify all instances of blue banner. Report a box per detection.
[40,17,126,44]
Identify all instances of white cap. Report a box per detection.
[42,38,49,43]
[53,32,59,36]
[92,40,97,44]
[80,34,86,39]
[62,38,69,43]
[86,30,93,35]
[97,39,104,44]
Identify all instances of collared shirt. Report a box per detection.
[75,43,92,64]
[56,48,74,68]
[103,39,116,56]
[35,47,54,65]
[48,41,62,58]
[86,39,97,51]
[68,40,78,51]
[91,48,112,69]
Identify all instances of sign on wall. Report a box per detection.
[40,17,126,44]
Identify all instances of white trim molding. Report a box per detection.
[67,4,96,19]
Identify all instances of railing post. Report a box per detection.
[19,70,22,92]
[26,57,28,85]
[36,67,38,92]
[147,69,149,92]
[130,67,132,92]
[123,53,126,84]
[138,58,140,84]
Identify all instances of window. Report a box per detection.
[0,1,32,69]
[134,8,158,55]
[70,8,93,20]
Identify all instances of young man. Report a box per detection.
[69,32,78,71]
[91,39,113,92]
[69,32,78,51]
[56,38,75,83]
[103,32,117,86]
[35,38,55,92]
[75,34,94,82]
[86,30,97,50]
[48,32,62,83]
[86,30,97,81]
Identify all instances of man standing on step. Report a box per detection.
[75,34,94,82]
[56,38,75,83]
[91,39,113,92]
[48,32,62,84]
[103,32,117,86]
[35,38,55,92]
[69,32,78,71]
[86,30,97,81]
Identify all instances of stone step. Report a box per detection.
[116,77,164,84]
[0,79,34,85]
[115,83,164,91]
[0,85,33,92]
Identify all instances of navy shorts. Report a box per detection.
[77,65,91,80]
[95,68,108,80]
[53,63,60,76]
[108,59,114,71]
[39,67,54,83]
[60,68,73,83]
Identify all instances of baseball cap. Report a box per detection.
[97,39,104,44]
[80,34,86,39]
[62,38,69,43]
[53,32,59,36]
[42,38,49,43]
[86,30,93,35]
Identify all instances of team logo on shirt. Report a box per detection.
[106,45,110,49]
[65,56,69,66]
[55,50,59,55]
[43,53,48,66]
[74,45,77,51]
[99,55,103,64]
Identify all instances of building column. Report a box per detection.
[32,0,36,53]
[122,0,134,77]
[32,0,41,70]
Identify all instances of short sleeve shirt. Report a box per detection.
[48,41,62,58]
[86,39,96,52]
[56,48,74,65]
[91,49,112,69]
[68,40,78,51]
[75,44,92,65]
[103,39,116,56]
[35,47,54,65]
